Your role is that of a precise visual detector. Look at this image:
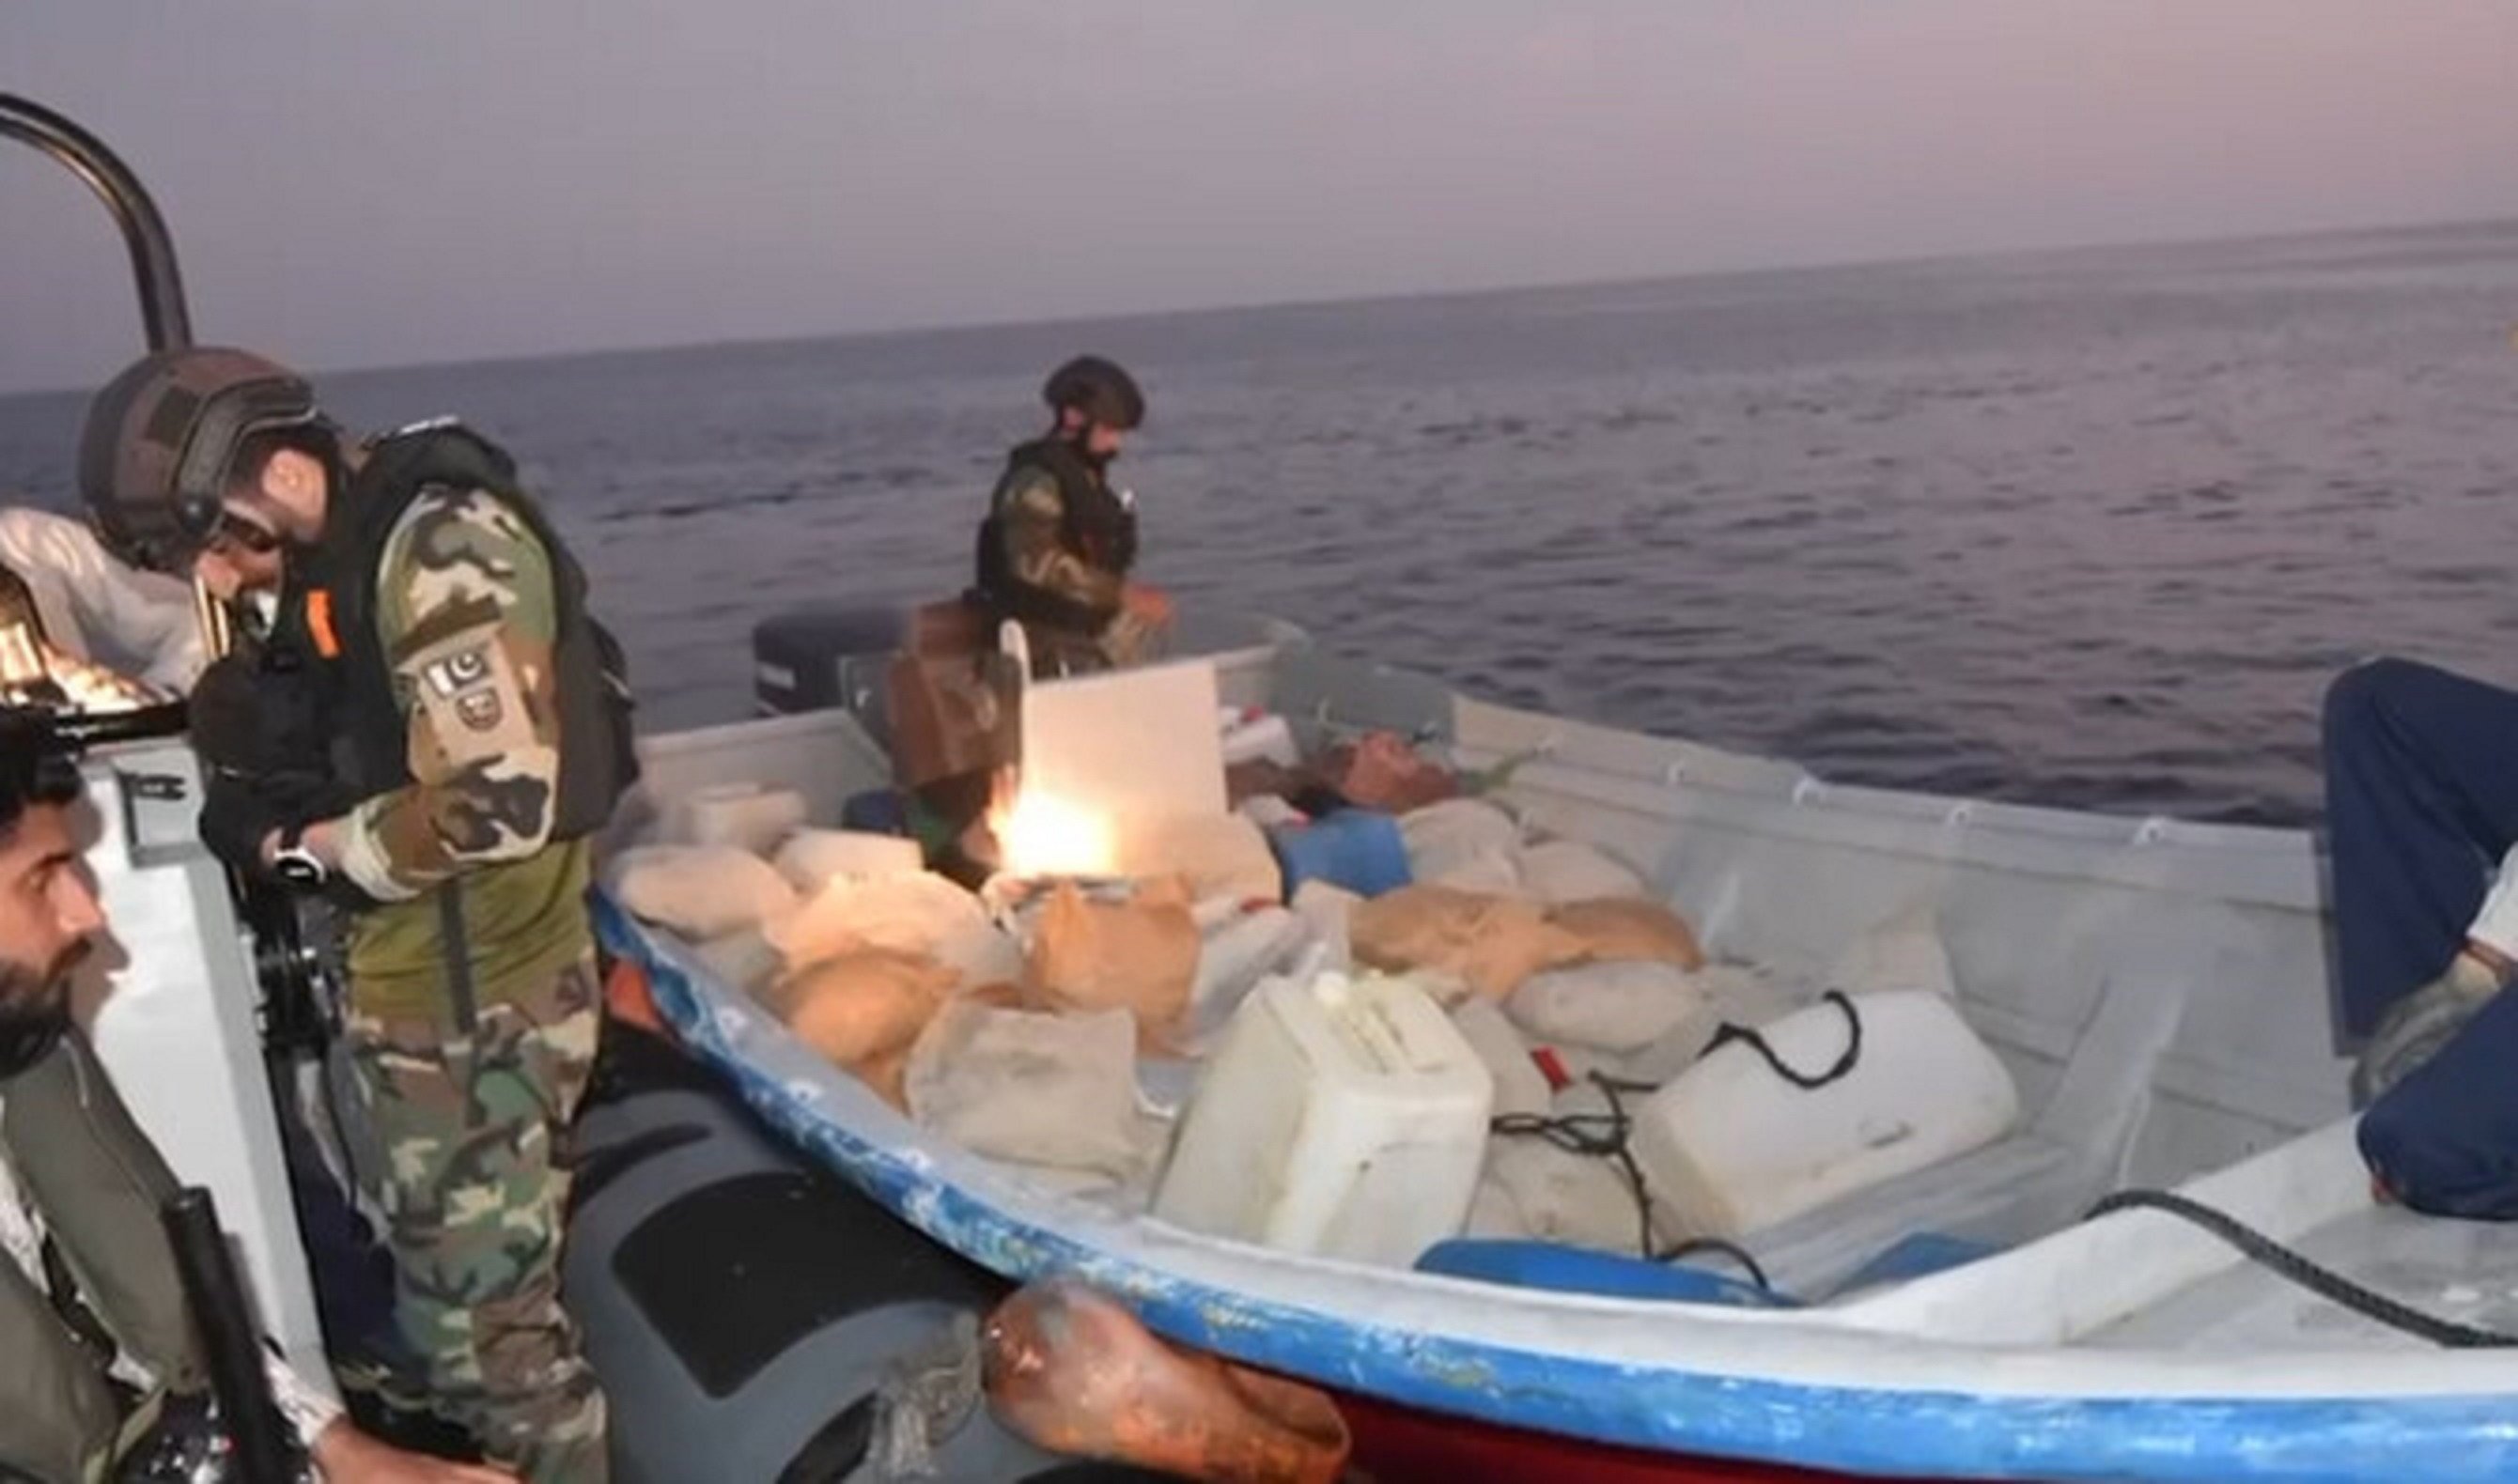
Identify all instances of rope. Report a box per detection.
[1490,1072,1776,1291]
[1700,989,1862,1090]
[2086,1189,2518,1349]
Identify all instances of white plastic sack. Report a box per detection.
[1288,879,1359,976]
[1449,997,1549,1120]
[1185,906,1312,1049]
[666,783,810,857]
[1463,1176,1533,1241]
[1507,961,1707,1056]
[772,828,924,893]
[1482,1113,1657,1254]
[772,872,1024,991]
[1399,799,1523,890]
[1826,904,1960,1000]
[904,1002,1152,1178]
[0,507,205,691]
[692,928,783,997]
[605,844,799,941]
[1515,841,1648,905]
[1615,961,1813,1086]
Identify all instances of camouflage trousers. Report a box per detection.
[343,953,610,1484]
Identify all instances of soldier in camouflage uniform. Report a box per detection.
[79,349,634,1483]
[971,355,1174,676]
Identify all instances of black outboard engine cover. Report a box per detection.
[567,1027,1185,1483]
[751,606,912,730]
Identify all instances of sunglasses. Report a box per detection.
[202,510,282,558]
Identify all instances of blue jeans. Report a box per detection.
[2323,657,2518,1040]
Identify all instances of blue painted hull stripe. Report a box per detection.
[598,893,2518,1481]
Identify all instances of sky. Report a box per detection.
[6,1,2517,394]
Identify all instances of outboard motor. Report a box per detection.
[751,605,915,730]
[566,1026,1185,1483]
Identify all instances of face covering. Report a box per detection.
[0,941,86,1078]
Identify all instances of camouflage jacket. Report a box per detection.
[333,484,590,1018]
[982,437,1142,612]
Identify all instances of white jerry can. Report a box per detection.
[1629,988,2020,1242]
[1153,970,1495,1266]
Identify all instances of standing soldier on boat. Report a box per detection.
[970,354,1174,676]
[79,348,638,1483]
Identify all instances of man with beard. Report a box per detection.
[0,712,513,1482]
[970,355,1174,676]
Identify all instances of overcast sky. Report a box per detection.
[7,1,2516,394]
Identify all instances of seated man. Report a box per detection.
[0,710,510,1482]
[0,507,208,693]
[969,355,1173,676]
[2324,657,2518,1103]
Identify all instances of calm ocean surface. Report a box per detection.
[8,220,2518,827]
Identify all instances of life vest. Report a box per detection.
[0,1034,207,1483]
[970,435,1138,635]
[282,422,637,845]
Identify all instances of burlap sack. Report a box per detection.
[1026,879,1201,1042]
[1348,885,1587,999]
[1549,897,1705,970]
[760,948,957,1106]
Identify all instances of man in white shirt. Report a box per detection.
[2324,658,2518,1103]
[0,508,208,693]
[0,711,511,1482]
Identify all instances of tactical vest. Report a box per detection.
[0,1034,206,1484]
[287,423,637,845]
[971,436,1138,635]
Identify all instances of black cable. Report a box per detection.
[1489,1072,1776,1291]
[1699,990,1862,1090]
[1655,1237,1774,1292]
[2086,1189,2518,1349]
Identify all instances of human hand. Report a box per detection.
[2352,946,2509,1108]
[1120,583,1174,627]
[311,1419,519,1483]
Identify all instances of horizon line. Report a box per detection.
[6,206,2515,402]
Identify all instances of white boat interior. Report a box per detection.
[579,621,2518,1478]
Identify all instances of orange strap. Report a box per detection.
[603,953,667,1037]
[303,589,341,658]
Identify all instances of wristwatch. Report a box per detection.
[272,823,328,890]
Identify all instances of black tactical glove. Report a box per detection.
[188,653,334,780]
[197,771,290,879]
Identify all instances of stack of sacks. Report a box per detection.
[772,872,1025,992]
[1392,798,1655,906]
[1348,884,1704,1002]
[1398,800,1522,895]
[601,797,1039,1112]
